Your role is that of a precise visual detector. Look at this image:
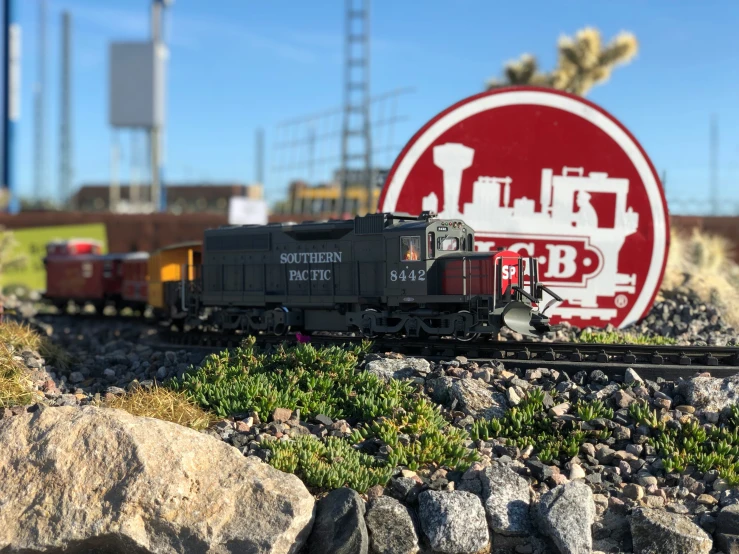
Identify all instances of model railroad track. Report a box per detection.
[151,330,739,380]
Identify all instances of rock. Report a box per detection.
[526,459,556,481]
[272,407,294,423]
[0,406,314,554]
[716,533,739,554]
[624,483,645,500]
[308,487,367,554]
[630,508,712,554]
[68,370,85,383]
[717,503,739,535]
[365,496,420,554]
[433,377,508,420]
[480,463,531,536]
[418,490,489,554]
[366,357,430,381]
[678,374,739,412]
[569,464,586,481]
[314,414,333,427]
[625,368,643,384]
[612,389,636,408]
[537,481,594,554]
[548,402,570,417]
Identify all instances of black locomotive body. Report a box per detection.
[193,212,559,339]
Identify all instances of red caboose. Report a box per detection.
[44,240,106,310]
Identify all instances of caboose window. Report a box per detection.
[401,236,421,261]
[438,237,459,251]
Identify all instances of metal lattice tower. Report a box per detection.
[59,11,72,207]
[34,0,47,201]
[339,0,372,215]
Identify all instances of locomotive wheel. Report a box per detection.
[454,310,480,342]
[272,308,290,336]
[360,308,380,339]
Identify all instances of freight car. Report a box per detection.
[184,212,561,339]
[43,240,149,312]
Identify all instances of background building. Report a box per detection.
[71,182,263,215]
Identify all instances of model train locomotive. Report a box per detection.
[43,212,562,339]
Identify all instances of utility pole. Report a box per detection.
[339,0,372,217]
[710,114,718,216]
[255,127,264,185]
[59,11,72,208]
[2,0,20,213]
[33,0,46,203]
[150,0,170,212]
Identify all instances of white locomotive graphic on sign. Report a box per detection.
[421,142,640,321]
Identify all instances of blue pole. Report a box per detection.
[2,0,19,214]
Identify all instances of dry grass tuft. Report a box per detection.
[101,383,216,431]
[0,320,73,369]
[661,228,739,327]
[0,343,34,408]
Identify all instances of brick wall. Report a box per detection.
[0,212,228,253]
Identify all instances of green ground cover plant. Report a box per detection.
[629,401,739,485]
[172,337,477,492]
[577,329,677,346]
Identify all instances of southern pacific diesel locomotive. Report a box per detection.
[43,212,562,339]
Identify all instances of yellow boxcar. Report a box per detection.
[147,241,202,311]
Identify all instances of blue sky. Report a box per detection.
[10,0,739,213]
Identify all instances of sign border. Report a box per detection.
[378,86,669,328]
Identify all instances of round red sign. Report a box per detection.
[379,87,669,329]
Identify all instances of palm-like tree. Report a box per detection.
[486,28,638,96]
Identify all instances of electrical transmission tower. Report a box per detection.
[339,0,372,216]
[59,11,72,208]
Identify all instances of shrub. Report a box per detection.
[662,228,739,327]
[0,320,73,369]
[101,382,215,431]
[0,343,34,408]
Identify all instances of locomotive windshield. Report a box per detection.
[438,236,459,251]
[401,236,421,261]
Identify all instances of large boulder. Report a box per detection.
[0,406,315,554]
[429,377,508,420]
[365,496,420,554]
[630,508,712,554]
[307,488,368,554]
[677,374,739,412]
[537,481,595,554]
[418,490,489,554]
[365,357,430,381]
[480,463,532,535]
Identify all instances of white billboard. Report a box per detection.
[229,198,269,225]
[109,41,166,128]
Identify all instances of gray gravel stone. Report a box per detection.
[365,496,419,554]
[480,462,531,535]
[630,508,712,554]
[678,374,739,412]
[366,357,430,381]
[418,490,489,554]
[307,487,368,554]
[537,481,594,554]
